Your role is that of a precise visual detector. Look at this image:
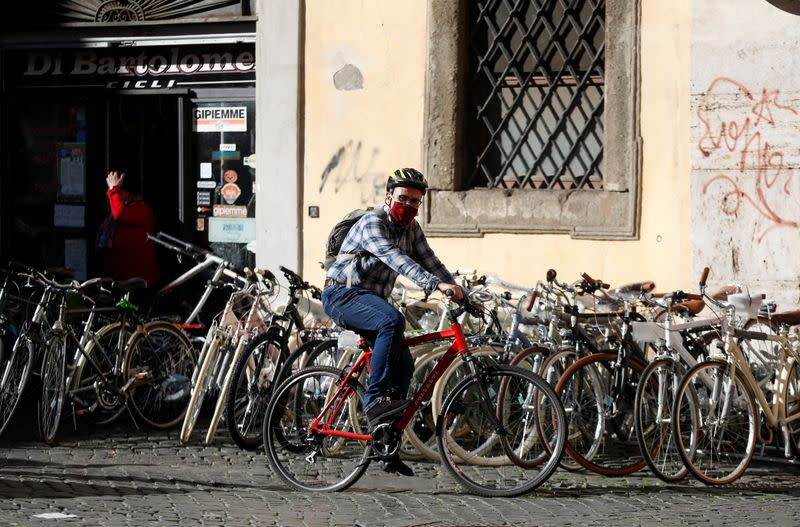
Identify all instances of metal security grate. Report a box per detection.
[466,0,605,190]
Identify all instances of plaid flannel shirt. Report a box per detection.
[326,205,454,299]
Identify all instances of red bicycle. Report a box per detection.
[262,294,567,497]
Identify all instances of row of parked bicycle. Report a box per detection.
[2,232,800,497]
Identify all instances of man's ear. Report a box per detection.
[385,192,392,205]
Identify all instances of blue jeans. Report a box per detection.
[321,285,413,413]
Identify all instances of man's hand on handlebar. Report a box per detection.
[438,282,464,301]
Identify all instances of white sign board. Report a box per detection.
[208,217,256,243]
[193,107,247,132]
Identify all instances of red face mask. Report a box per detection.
[389,200,418,227]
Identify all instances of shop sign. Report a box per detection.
[196,191,212,205]
[208,217,256,243]
[197,180,216,189]
[213,205,247,218]
[7,45,255,91]
[196,109,246,133]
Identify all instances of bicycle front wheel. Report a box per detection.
[226,333,283,449]
[38,336,67,444]
[673,359,757,485]
[0,334,36,438]
[124,321,195,429]
[437,365,566,497]
[264,366,371,492]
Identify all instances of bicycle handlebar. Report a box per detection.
[581,272,611,290]
[699,266,710,288]
[525,290,538,312]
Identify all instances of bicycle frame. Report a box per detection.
[149,233,246,325]
[719,327,800,452]
[309,323,470,442]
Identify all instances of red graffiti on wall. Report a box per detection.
[698,77,798,242]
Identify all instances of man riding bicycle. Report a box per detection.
[321,167,463,476]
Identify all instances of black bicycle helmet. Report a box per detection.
[386,168,428,195]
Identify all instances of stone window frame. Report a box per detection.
[421,0,641,239]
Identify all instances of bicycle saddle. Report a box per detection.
[767,310,800,327]
[113,277,148,292]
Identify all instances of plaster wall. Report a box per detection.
[302,0,692,292]
[691,0,800,307]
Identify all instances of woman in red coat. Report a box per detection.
[102,171,160,286]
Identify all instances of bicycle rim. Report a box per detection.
[226,335,282,449]
[125,322,195,430]
[437,365,566,497]
[0,335,35,438]
[264,366,370,492]
[674,360,756,485]
[555,353,648,476]
[635,358,689,482]
[534,348,582,471]
[70,322,129,426]
[38,338,67,444]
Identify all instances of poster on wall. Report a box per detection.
[57,143,86,198]
[64,238,87,281]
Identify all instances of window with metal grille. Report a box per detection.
[466,0,605,190]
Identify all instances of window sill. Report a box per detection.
[422,186,640,240]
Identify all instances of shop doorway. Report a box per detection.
[1,93,189,281]
[106,95,186,240]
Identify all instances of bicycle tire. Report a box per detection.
[402,344,449,461]
[305,339,351,369]
[673,359,757,485]
[273,338,322,386]
[69,321,130,426]
[263,366,371,492]
[38,336,67,445]
[555,352,648,476]
[634,357,689,482]
[124,321,195,430]
[225,333,283,449]
[180,334,218,443]
[205,337,249,445]
[784,358,800,456]
[0,333,36,438]
[436,365,566,497]
[533,348,582,471]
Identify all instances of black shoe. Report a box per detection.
[366,397,410,426]
[383,457,414,477]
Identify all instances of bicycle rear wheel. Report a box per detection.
[533,348,582,471]
[0,333,36,438]
[555,352,648,476]
[70,322,130,426]
[634,357,689,482]
[38,336,67,444]
[437,365,566,497]
[124,321,195,429]
[263,366,371,492]
[673,359,756,485]
[225,333,283,449]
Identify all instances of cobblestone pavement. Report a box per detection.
[2,412,800,526]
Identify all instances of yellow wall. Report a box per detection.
[303,0,693,292]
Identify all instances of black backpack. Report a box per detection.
[322,207,387,270]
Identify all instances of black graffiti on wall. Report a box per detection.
[319,141,383,198]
